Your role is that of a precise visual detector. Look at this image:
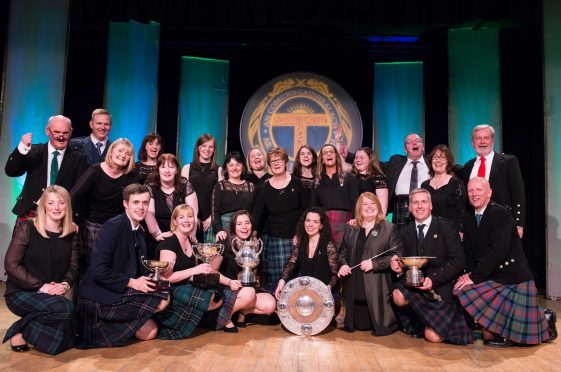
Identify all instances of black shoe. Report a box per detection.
[483,335,513,348]
[223,325,239,333]
[11,344,30,352]
[403,326,424,339]
[268,313,281,325]
[235,320,247,328]
[545,308,558,341]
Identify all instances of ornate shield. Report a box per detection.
[276,276,335,336]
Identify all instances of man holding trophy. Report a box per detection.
[77,184,170,347]
[390,188,473,345]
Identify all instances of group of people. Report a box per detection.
[2,108,557,355]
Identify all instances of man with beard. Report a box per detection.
[5,115,88,235]
[70,108,113,165]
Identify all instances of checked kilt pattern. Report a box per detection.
[392,198,413,230]
[77,288,168,348]
[3,291,76,355]
[325,210,351,249]
[455,279,549,344]
[156,284,213,339]
[261,235,293,294]
[395,283,474,345]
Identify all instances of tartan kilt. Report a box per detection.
[204,225,215,243]
[261,235,293,293]
[325,210,352,249]
[395,284,474,345]
[77,288,168,348]
[392,197,413,229]
[455,279,549,344]
[200,287,239,330]
[156,283,213,339]
[220,212,234,232]
[3,291,75,355]
[82,219,103,262]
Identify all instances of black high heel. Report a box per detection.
[11,344,30,352]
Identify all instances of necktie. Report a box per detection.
[416,223,425,255]
[95,142,103,157]
[50,150,59,185]
[477,157,486,178]
[409,161,419,192]
[475,213,482,226]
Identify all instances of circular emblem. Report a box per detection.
[277,276,335,336]
[240,72,363,167]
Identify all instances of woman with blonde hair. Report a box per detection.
[338,192,403,335]
[3,186,78,354]
[71,138,139,267]
[244,147,271,187]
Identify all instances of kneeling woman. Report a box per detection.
[338,192,404,335]
[274,207,339,298]
[217,210,277,328]
[155,205,254,337]
[3,186,78,354]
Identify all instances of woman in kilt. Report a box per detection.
[71,138,139,271]
[156,204,254,336]
[144,153,199,258]
[212,151,255,242]
[180,134,223,243]
[252,147,309,295]
[312,144,358,249]
[217,210,277,328]
[3,186,78,354]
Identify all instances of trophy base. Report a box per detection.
[149,278,170,291]
[193,272,220,289]
[241,282,256,287]
[404,281,424,288]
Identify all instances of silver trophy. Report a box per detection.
[400,256,435,287]
[231,237,263,287]
[192,243,224,289]
[140,256,171,291]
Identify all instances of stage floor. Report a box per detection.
[0,283,559,372]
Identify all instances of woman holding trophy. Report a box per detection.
[3,186,78,354]
[156,205,254,337]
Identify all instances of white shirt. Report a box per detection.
[395,157,430,195]
[91,134,108,155]
[469,151,495,180]
[415,215,432,238]
[46,142,66,186]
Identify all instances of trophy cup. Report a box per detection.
[400,256,434,287]
[192,243,224,289]
[231,237,263,287]
[140,256,171,291]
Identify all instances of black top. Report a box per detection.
[312,173,358,214]
[280,237,338,288]
[71,164,140,224]
[189,163,219,220]
[217,238,242,280]
[252,177,309,239]
[421,176,466,227]
[355,172,388,195]
[244,172,272,189]
[156,234,197,286]
[211,180,255,233]
[4,221,78,296]
[147,178,195,233]
[353,228,369,300]
[135,161,157,184]
[292,174,315,190]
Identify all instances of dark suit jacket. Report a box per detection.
[5,143,88,216]
[381,154,430,212]
[457,152,525,227]
[400,217,464,301]
[462,202,533,285]
[70,136,111,165]
[78,214,149,304]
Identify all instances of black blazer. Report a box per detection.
[70,136,111,165]
[462,202,533,285]
[400,217,465,301]
[381,154,430,211]
[457,152,525,227]
[5,143,88,216]
[78,214,149,304]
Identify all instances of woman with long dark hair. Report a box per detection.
[292,145,317,190]
[135,132,164,184]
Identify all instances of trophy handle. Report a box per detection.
[216,243,224,256]
[140,256,151,272]
[254,238,263,255]
[231,237,240,254]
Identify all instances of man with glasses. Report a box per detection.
[70,108,112,165]
[5,115,88,235]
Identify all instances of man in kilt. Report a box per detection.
[77,184,169,347]
[454,177,557,347]
[391,188,473,344]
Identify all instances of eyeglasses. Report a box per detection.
[432,155,447,161]
[47,127,71,139]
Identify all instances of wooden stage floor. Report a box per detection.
[0,282,560,372]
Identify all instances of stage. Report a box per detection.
[0,283,559,371]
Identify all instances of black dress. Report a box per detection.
[135,161,157,184]
[421,176,466,227]
[355,172,388,196]
[211,180,255,234]
[189,163,219,242]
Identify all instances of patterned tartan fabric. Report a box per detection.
[392,198,413,230]
[77,288,168,348]
[261,235,293,294]
[214,287,238,329]
[220,212,233,232]
[82,219,103,262]
[203,225,215,243]
[156,284,213,339]
[325,210,352,249]
[455,280,549,344]
[395,284,474,345]
[3,291,75,355]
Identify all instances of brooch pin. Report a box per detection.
[433,234,438,239]
[371,230,379,237]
